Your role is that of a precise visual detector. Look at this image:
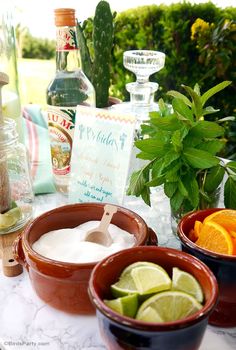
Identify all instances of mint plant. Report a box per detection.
[127,81,236,214]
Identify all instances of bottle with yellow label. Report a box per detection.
[46,8,95,194]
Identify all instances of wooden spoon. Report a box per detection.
[85,204,117,246]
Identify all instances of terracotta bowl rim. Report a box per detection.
[89,246,219,331]
[22,202,150,268]
[177,208,236,262]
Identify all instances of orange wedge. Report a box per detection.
[194,220,203,239]
[232,238,236,255]
[229,230,236,239]
[195,221,233,255]
[203,209,236,232]
[188,229,198,242]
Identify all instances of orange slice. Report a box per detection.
[232,238,236,255]
[195,221,233,255]
[188,229,198,242]
[229,230,236,239]
[203,209,236,232]
[194,220,203,239]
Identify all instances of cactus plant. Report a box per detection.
[76,1,114,108]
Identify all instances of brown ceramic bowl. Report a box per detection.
[13,203,157,314]
[89,246,218,350]
[178,208,236,327]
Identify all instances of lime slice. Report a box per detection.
[0,207,22,230]
[131,266,171,295]
[136,291,203,322]
[136,306,164,323]
[111,261,166,297]
[104,294,138,317]
[172,267,204,303]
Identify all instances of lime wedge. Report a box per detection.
[0,207,22,230]
[131,266,171,295]
[104,294,138,317]
[136,291,203,322]
[111,261,167,297]
[172,267,204,303]
[136,306,164,323]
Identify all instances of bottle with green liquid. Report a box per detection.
[46,8,95,194]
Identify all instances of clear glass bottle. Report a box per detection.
[0,6,24,143]
[46,8,95,194]
[0,118,34,234]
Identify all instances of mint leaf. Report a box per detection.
[201,81,231,106]
[170,190,184,212]
[150,115,182,131]
[204,165,225,192]
[196,140,225,155]
[178,179,188,197]
[202,106,220,116]
[164,182,178,198]
[172,98,194,122]
[183,148,219,168]
[167,90,191,107]
[135,138,167,157]
[182,85,203,119]
[127,169,148,197]
[226,161,236,173]
[224,175,236,209]
[189,121,224,138]
[182,174,199,208]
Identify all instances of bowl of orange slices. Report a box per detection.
[177,208,236,327]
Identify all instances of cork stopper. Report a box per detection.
[54,8,76,27]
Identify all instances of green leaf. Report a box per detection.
[135,138,166,157]
[226,161,236,173]
[149,115,182,131]
[167,90,191,107]
[172,98,194,122]
[164,182,178,198]
[171,130,183,152]
[217,116,235,122]
[136,152,157,160]
[194,83,201,95]
[196,140,225,155]
[201,81,231,106]
[165,161,181,181]
[127,169,148,197]
[178,179,188,197]
[170,190,184,212]
[182,174,199,208]
[140,187,151,206]
[181,85,203,119]
[224,175,236,209]
[183,148,219,169]
[202,106,220,116]
[146,176,165,187]
[189,121,224,138]
[204,166,225,192]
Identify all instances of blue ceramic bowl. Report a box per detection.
[178,208,236,328]
[89,246,218,350]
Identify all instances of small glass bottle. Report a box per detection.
[0,118,34,234]
[46,8,95,194]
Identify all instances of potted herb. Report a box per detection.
[127,81,236,228]
[76,0,115,108]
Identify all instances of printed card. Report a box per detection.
[68,106,136,205]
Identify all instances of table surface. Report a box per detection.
[0,190,236,350]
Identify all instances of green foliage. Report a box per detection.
[107,2,236,158]
[127,81,236,213]
[22,32,55,60]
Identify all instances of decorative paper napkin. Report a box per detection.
[68,106,136,205]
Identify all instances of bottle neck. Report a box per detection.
[55,26,81,72]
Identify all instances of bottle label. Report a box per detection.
[56,27,78,51]
[47,106,76,176]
